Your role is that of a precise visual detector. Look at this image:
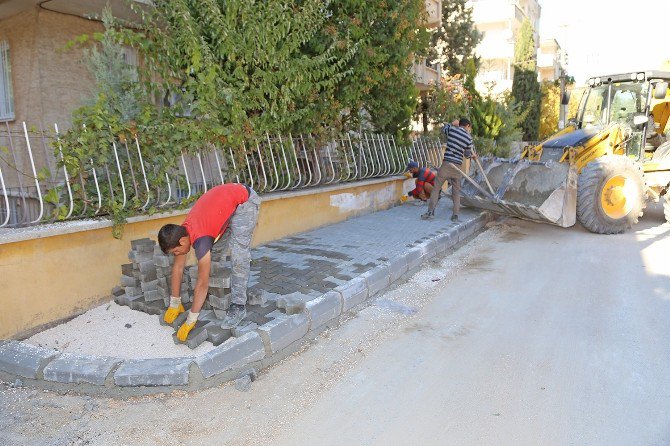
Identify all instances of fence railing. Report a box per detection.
[0,122,444,228]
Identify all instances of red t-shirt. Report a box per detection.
[182,184,249,260]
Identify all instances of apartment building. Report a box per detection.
[467,0,541,97]
[537,38,564,82]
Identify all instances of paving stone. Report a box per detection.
[114,293,130,306]
[172,320,211,349]
[257,314,309,354]
[305,291,342,331]
[114,358,192,387]
[153,254,171,268]
[127,294,146,311]
[362,266,391,297]
[140,268,158,282]
[209,294,231,310]
[138,260,156,275]
[276,292,315,315]
[43,354,121,385]
[195,332,266,379]
[206,326,232,346]
[231,322,259,338]
[111,286,125,297]
[121,263,133,276]
[0,341,59,379]
[143,300,165,315]
[213,308,228,319]
[335,277,369,312]
[131,238,155,250]
[141,280,159,294]
[265,309,288,320]
[125,286,142,297]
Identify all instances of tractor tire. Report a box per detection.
[577,155,645,234]
[664,193,670,224]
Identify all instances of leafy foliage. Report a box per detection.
[430,0,482,76]
[511,19,541,141]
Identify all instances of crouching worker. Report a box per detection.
[158,183,261,341]
[406,161,436,201]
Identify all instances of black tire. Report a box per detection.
[664,193,670,224]
[577,155,645,234]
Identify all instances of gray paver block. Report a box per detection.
[276,292,314,315]
[43,354,121,385]
[0,341,59,379]
[362,266,391,297]
[232,322,259,337]
[305,291,342,331]
[206,326,232,346]
[120,275,137,287]
[257,314,309,353]
[114,357,192,386]
[195,331,265,379]
[336,277,369,312]
[209,294,231,310]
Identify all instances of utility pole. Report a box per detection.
[557,24,568,130]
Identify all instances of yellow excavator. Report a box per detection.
[461,70,670,234]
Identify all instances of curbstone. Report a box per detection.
[114,358,192,387]
[256,314,309,354]
[406,247,427,271]
[0,341,59,379]
[43,354,121,385]
[362,266,391,297]
[305,291,342,331]
[388,256,408,283]
[336,277,368,312]
[195,332,265,379]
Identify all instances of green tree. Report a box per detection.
[430,0,483,75]
[309,0,430,137]
[511,19,541,141]
[539,80,560,139]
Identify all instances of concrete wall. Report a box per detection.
[0,6,98,127]
[0,178,411,339]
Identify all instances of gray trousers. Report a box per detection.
[217,189,261,306]
[427,161,462,215]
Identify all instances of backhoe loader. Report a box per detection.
[461,71,670,234]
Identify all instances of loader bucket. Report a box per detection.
[460,157,577,227]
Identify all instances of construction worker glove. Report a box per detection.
[163,303,185,324]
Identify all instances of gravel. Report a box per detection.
[24,302,216,359]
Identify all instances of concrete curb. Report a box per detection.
[0,211,491,396]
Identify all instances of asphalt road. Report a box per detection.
[2,205,669,446]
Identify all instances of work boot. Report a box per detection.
[222,304,247,328]
[421,210,434,220]
[451,214,459,222]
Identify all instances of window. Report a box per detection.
[0,41,14,121]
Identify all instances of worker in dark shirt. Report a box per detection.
[422,117,475,222]
[158,183,261,341]
[405,161,436,201]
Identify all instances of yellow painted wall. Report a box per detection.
[0,179,409,339]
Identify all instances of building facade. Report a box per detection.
[537,38,564,82]
[467,0,541,97]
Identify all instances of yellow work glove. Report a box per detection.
[176,311,199,342]
[163,296,185,324]
[400,195,409,203]
[404,172,412,179]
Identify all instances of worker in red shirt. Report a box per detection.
[158,183,261,341]
[405,161,436,201]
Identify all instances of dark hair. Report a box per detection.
[158,224,188,254]
[459,117,472,127]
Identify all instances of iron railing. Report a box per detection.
[0,122,444,228]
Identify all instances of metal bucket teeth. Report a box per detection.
[461,157,577,227]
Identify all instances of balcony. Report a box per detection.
[424,0,442,28]
[413,59,440,91]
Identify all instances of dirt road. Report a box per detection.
[2,206,669,445]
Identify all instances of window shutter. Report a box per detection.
[0,41,14,121]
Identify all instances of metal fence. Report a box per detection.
[0,122,444,228]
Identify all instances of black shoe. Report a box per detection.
[421,211,434,220]
[451,214,459,222]
[222,304,247,328]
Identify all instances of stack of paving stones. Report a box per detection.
[112,238,279,349]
